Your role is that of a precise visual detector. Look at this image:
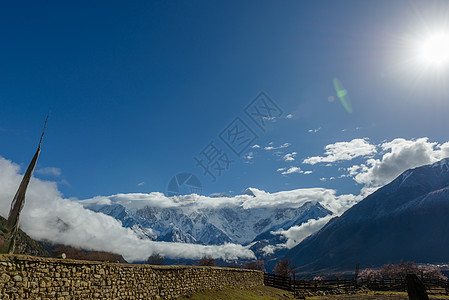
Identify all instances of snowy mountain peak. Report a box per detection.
[81,187,338,251]
[243,188,256,197]
[431,157,449,171]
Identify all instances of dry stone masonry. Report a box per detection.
[0,254,263,299]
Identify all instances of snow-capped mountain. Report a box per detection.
[134,200,332,245]
[80,187,339,259]
[249,201,331,269]
[286,158,449,272]
[86,203,156,240]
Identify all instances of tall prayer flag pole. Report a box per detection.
[6,115,49,254]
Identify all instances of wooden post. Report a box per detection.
[406,274,429,300]
[293,273,296,293]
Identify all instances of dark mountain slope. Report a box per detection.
[286,158,449,272]
[0,215,50,256]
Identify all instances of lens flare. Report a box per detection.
[333,78,353,114]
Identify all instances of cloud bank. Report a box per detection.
[0,156,254,262]
[303,138,376,165]
[262,215,334,255]
[82,186,351,213]
[347,137,449,190]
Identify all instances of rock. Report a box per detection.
[0,274,11,283]
[0,255,263,298]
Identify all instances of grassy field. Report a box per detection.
[177,285,296,299]
[178,287,449,300]
[310,291,449,299]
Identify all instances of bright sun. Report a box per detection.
[419,33,449,66]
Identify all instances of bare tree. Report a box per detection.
[198,256,216,266]
[244,260,265,272]
[274,259,292,277]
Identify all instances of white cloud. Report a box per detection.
[264,143,290,151]
[251,144,260,149]
[83,188,340,211]
[0,156,255,262]
[303,138,376,165]
[283,152,297,162]
[263,116,276,122]
[137,182,145,186]
[261,244,277,255]
[59,179,70,187]
[285,114,293,119]
[260,191,361,256]
[263,216,334,253]
[308,127,321,133]
[281,166,302,175]
[273,216,334,248]
[348,138,449,189]
[36,167,61,177]
[276,165,312,176]
[243,152,254,162]
[273,151,283,157]
[239,188,352,212]
[86,187,349,213]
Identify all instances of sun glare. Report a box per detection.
[419,33,449,66]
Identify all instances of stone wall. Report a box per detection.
[0,254,264,299]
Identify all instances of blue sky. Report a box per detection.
[1,0,449,199]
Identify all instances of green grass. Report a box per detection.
[179,287,449,300]
[177,285,296,300]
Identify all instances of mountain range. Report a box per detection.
[81,188,335,263]
[79,158,449,272]
[286,158,449,273]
